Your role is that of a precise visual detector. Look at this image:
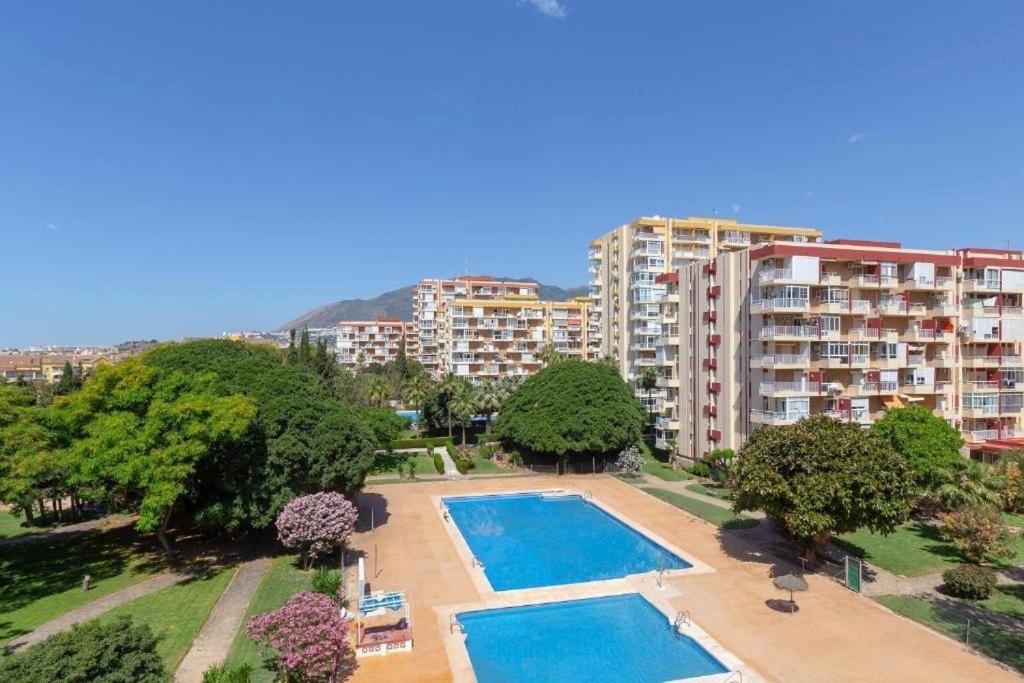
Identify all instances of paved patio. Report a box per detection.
[348,476,1018,682]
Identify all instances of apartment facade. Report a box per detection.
[0,353,113,384]
[657,239,1024,464]
[410,276,540,377]
[334,317,410,369]
[587,216,822,410]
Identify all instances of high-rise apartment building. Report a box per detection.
[656,239,1024,464]
[587,216,822,410]
[335,317,410,369]
[411,276,540,376]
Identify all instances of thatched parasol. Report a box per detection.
[773,573,808,613]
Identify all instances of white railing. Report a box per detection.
[965,429,999,442]
[760,326,821,339]
[851,300,871,312]
[761,381,820,394]
[936,276,954,287]
[819,272,843,284]
[750,409,806,424]
[965,380,1000,391]
[753,298,810,311]
[965,278,1001,290]
[753,354,810,366]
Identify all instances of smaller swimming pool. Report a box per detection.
[395,409,421,424]
[459,594,729,682]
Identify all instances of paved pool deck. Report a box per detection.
[348,476,1018,683]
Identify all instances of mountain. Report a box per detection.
[278,277,588,330]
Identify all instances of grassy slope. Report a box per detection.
[685,482,731,500]
[96,567,235,670]
[835,522,1024,577]
[223,557,311,683]
[0,525,169,647]
[639,487,757,529]
[876,594,1024,673]
[638,440,690,481]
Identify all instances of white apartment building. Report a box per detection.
[335,318,410,368]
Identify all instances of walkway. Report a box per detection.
[174,557,273,682]
[6,569,196,651]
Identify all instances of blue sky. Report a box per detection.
[2,1,1022,346]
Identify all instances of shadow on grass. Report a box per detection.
[917,594,1024,672]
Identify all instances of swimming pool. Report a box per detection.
[443,492,690,590]
[459,594,728,682]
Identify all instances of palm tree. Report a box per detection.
[638,367,658,427]
[476,379,502,433]
[401,373,429,411]
[450,385,477,445]
[365,375,390,409]
[438,373,462,439]
[927,460,1002,511]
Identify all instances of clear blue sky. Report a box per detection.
[2,1,1022,346]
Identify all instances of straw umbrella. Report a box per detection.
[772,574,808,614]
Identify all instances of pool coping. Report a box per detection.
[432,487,715,598]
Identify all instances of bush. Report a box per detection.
[448,443,473,474]
[0,616,166,683]
[311,567,343,602]
[688,462,711,478]
[615,446,643,477]
[246,592,352,681]
[276,492,358,568]
[942,564,997,599]
[939,506,1014,564]
[203,662,254,683]
[433,452,445,474]
[475,433,502,444]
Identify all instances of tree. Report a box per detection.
[615,446,643,477]
[540,344,563,367]
[54,361,79,396]
[939,506,1014,564]
[475,379,502,434]
[925,459,1002,512]
[870,406,964,493]
[450,385,477,445]
[365,375,390,409]
[246,592,353,682]
[275,492,358,569]
[401,373,429,412]
[437,373,462,439]
[494,360,646,462]
[992,451,1024,513]
[637,367,658,426]
[0,616,166,683]
[732,416,913,562]
[707,447,735,483]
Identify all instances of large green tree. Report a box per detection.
[494,360,646,460]
[869,405,964,493]
[732,415,913,562]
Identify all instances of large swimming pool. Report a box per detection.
[459,594,728,682]
[443,492,690,590]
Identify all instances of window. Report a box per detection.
[820,315,841,332]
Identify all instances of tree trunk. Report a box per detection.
[53,497,61,522]
[156,506,176,558]
[461,423,466,445]
[23,505,34,526]
[38,498,46,519]
[448,413,453,439]
[485,416,493,434]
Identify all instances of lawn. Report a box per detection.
[95,566,235,669]
[0,524,169,647]
[223,557,312,683]
[685,482,731,500]
[639,487,758,529]
[0,510,39,538]
[470,452,505,474]
[835,521,1024,577]
[370,451,435,476]
[876,594,1024,673]
[978,583,1024,622]
[638,440,689,481]
[1002,511,1024,527]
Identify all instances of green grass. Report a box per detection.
[876,594,1024,673]
[637,440,690,481]
[223,557,311,683]
[835,522,1024,577]
[95,566,235,669]
[370,451,435,476]
[1002,511,1024,527]
[977,583,1024,622]
[639,487,758,529]
[0,510,38,538]
[685,482,732,500]
[0,524,169,647]
[471,452,505,474]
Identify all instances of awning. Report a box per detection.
[883,396,904,408]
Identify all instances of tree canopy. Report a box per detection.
[732,415,913,560]
[869,405,964,491]
[494,360,645,458]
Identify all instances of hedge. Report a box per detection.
[447,443,471,475]
[942,564,996,599]
[474,433,502,444]
[393,437,455,450]
[432,453,445,475]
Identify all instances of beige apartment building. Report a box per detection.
[656,238,1024,464]
[335,317,410,369]
[411,276,540,376]
[587,216,822,411]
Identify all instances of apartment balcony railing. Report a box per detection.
[760,325,827,339]
[750,409,806,425]
[759,269,819,285]
[752,298,811,312]
[751,354,811,368]
[964,278,1001,292]
[964,380,1000,392]
[819,272,843,285]
[964,427,1021,442]
[760,381,821,396]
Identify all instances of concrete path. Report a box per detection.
[174,557,273,682]
[0,514,136,548]
[438,446,465,479]
[6,569,196,652]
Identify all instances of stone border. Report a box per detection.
[432,487,714,598]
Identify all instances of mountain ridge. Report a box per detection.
[278,277,588,330]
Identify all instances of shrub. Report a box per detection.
[939,506,1014,564]
[615,446,643,477]
[394,437,439,449]
[311,567,343,602]
[448,443,473,474]
[433,452,445,474]
[276,492,358,568]
[203,662,254,683]
[0,616,166,683]
[942,564,997,599]
[246,592,352,681]
[688,462,711,478]
[475,433,502,444]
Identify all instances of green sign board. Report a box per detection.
[845,556,861,592]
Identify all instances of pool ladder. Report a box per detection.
[673,609,691,631]
[450,615,465,634]
[583,489,593,502]
[472,556,486,570]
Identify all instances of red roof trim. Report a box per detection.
[962,256,1024,269]
[748,243,959,266]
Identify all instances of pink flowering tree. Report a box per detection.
[276,492,358,568]
[246,591,353,681]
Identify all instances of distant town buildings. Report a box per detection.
[335,318,411,369]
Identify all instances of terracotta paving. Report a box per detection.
[348,476,1018,683]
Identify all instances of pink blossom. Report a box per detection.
[276,492,358,563]
[246,592,352,681]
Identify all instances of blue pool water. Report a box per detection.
[395,409,421,424]
[460,594,728,682]
[444,492,690,590]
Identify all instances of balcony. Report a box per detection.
[751,298,810,313]
[759,325,823,340]
[750,410,806,425]
[703,405,718,417]
[708,381,722,393]
[707,285,721,298]
[750,353,810,369]
[703,310,717,323]
[964,380,1000,392]
[964,427,1021,442]
[760,381,821,397]
[708,334,722,346]
[759,268,819,285]
[963,278,1001,293]
[962,305,1000,318]
[707,429,722,442]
